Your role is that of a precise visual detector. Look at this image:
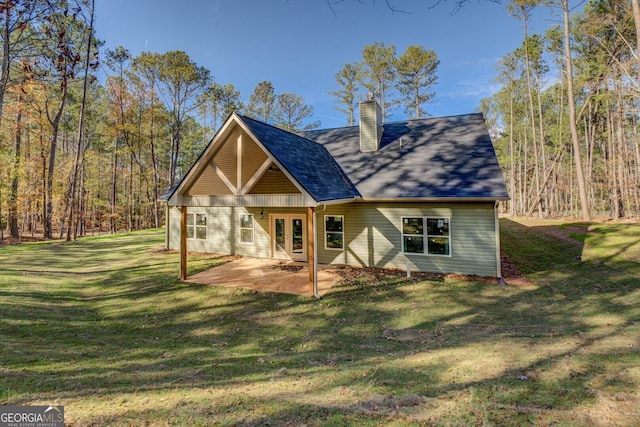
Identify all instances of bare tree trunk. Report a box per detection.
[67,0,94,241]
[128,154,134,231]
[632,0,640,81]
[519,10,542,218]
[561,0,591,220]
[536,86,548,216]
[517,129,524,215]
[508,80,516,217]
[9,98,22,238]
[150,108,160,228]
[554,75,566,217]
[0,6,12,131]
[606,105,619,218]
[526,150,565,217]
[40,120,46,238]
[615,89,626,218]
[633,115,640,218]
[632,2,640,216]
[77,160,86,238]
[169,119,181,186]
[44,84,68,240]
[523,130,529,214]
[110,138,119,233]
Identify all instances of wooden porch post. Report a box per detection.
[307,206,315,296]
[180,206,187,280]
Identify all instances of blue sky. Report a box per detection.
[94,0,560,128]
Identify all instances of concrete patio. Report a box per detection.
[184,257,342,297]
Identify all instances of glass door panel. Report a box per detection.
[291,218,304,255]
[274,218,286,254]
[271,214,306,261]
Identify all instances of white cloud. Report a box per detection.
[445,80,501,99]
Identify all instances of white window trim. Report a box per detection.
[239,213,254,244]
[187,212,207,240]
[195,213,207,240]
[324,215,344,251]
[401,216,451,257]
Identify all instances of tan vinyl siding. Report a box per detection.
[170,202,498,277]
[316,202,498,277]
[187,162,234,195]
[213,128,238,186]
[248,170,301,194]
[168,206,307,259]
[168,206,181,250]
[241,138,268,187]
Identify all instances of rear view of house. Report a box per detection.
[162,99,509,295]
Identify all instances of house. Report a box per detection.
[162,99,509,296]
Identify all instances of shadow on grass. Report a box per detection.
[0,228,638,425]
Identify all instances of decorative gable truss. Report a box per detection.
[171,116,307,207]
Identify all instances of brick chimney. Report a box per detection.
[359,94,383,152]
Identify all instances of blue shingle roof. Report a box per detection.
[238,115,361,202]
[164,112,508,205]
[300,113,509,200]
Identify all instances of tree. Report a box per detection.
[508,0,545,217]
[492,50,525,216]
[274,92,320,132]
[329,63,360,125]
[1,0,49,239]
[395,45,439,119]
[40,3,87,239]
[247,80,276,123]
[130,51,163,228]
[632,0,640,84]
[7,91,23,238]
[105,46,132,233]
[156,50,210,186]
[198,81,243,133]
[554,0,591,221]
[66,0,98,241]
[0,0,48,130]
[359,41,398,119]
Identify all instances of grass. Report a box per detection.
[0,220,638,426]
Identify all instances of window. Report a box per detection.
[186,213,206,240]
[402,216,450,256]
[426,217,450,255]
[325,215,344,250]
[239,213,254,244]
[402,217,424,254]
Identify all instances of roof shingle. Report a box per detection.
[239,115,361,202]
[300,113,508,200]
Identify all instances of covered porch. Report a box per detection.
[184,257,342,297]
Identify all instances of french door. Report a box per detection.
[271,214,306,261]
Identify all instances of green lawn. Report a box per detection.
[0,221,638,426]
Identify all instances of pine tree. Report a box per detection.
[395,45,439,119]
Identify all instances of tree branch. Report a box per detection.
[428,0,502,15]
[326,0,410,17]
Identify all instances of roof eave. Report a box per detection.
[359,196,510,203]
[313,196,361,206]
[164,113,243,205]
[234,117,319,203]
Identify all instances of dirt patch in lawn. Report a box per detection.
[540,223,591,247]
[501,254,535,287]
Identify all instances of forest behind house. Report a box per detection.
[1,0,639,244]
